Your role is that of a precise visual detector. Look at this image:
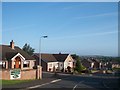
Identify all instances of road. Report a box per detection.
[26,72,120,90]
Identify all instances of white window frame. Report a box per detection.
[23,61,30,68]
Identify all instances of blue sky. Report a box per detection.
[2,2,118,56]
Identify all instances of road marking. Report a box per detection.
[58,73,72,76]
[27,83,50,89]
[73,81,84,90]
[26,79,61,89]
[51,79,61,83]
[102,82,110,89]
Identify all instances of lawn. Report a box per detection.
[113,68,120,71]
[0,80,33,85]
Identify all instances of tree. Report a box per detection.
[75,57,85,73]
[22,43,35,55]
[71,54,79,60]
[75,57,81,73]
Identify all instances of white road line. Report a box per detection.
[26,79,61,89]
[58,73,72,76]
[73,84,78,90]
[28,83,50,89]
[73,81,84,90]
[51,79,61,83]
[102,82,110,89]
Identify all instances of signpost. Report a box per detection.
[10,69,21,79]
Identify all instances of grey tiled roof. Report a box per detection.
[53,54,69,62]
[33,53,57,62]
[33,53,69,62]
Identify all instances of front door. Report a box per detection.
[14,57,21,69]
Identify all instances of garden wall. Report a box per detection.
[0,66,42,80]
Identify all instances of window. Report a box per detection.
[23,61,29,68]
[0,61,2,65]
[68,62,70,65]
[0,61,6,69]
[55,63,58,67]
[49,64,52,67]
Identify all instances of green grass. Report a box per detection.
[91,70,99,73]
[113,68,120,71]
[0,80,33,85]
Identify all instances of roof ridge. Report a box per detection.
[0,44,19,47]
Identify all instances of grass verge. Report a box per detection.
[0,79,33,85]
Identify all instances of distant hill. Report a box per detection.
[79,55,116,57]
[79,55,120,62]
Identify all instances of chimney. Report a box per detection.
[59,52,61,54]
[10,40,14,49]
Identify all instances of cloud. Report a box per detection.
[82,31,118,36]
[71,31,118,38]
[74,12,117,19]
[49,31,118,40]
[3,24,36,32]
[62,4,91,10]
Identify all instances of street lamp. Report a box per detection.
[39,36,48,66]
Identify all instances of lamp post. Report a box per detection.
[39,36,48,66]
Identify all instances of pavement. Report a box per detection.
[2,72,120,90]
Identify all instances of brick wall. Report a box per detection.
[1,66,42,80]
[21,69,36,80]
[0,70,10,80]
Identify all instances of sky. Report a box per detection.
[2,2,118,56]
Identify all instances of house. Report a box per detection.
[104,60,120,69]
[0,40,42,80]
[81,58,102,70]
[53,53,74,72]
[111,60,120,68]
[0,40,36,70]
[33,53,74,72]
[33,53,58,72]
[91,58,102,69]
[81,59,93,69]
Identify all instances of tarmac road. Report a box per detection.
[27,72,120,90]
[2,72,120,90]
